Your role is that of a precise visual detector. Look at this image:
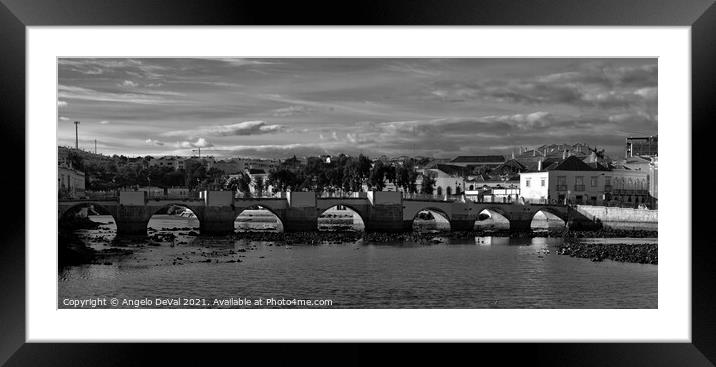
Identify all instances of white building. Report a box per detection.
[148,156,186,170]
[58,163,85,197]
[233,158,279,172]
[464,181,520,203]
[519,156,649,206]
[422,165,466,197]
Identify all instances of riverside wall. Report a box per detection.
[575,205,658,231]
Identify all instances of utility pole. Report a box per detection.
[74,121,80,149]
[94,139,97,154]
[192,147,201,159]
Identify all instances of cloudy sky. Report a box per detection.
[58,58,657,159]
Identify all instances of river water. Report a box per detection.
[59,215,657,309]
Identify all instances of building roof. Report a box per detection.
[548,156,606,171]
[495,159,526,171]
[450,155,506,163]
[434,164,470,177]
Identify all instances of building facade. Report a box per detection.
[625,136,658,158]
[148,156,186,170]
[58,164,85,198]
[424,167,465,197]
[519,156,650,207]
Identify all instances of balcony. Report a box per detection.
[604,185,612,192]
[556,185,568,191]
[574,185,585,191]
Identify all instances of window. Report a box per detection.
[591,176,598,187]
[557,176,567,191]
[541,179,546,187]
[605,176,611,186]
[574,176,585,191]
[526,179,531,187]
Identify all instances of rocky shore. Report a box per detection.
[557,242,657,264]
[58,231,133,268]
[563,228,658,239]
[59,224,658,267]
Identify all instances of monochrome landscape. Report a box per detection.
[58,58,658,309]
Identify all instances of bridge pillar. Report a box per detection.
[114,205,150,236]
[202,206,235,235]
[366,204,403,232]
[507,219,533,232]
[284,207,318,232]
[115,220,150,236]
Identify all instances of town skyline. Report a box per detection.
[58,58,657,159]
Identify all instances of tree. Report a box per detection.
[185,160,207,190]
[384,165,397,184]
[66,150,85,170]
[357,154,372,178]
[420,172,436,195]
[268,168,298,192]
[369,161,386,191]
[254,176,265,196]
[237,174,252,197]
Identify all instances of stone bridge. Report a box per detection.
[59,191,596,235]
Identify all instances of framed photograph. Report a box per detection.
[3,0,714,365]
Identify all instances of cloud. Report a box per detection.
[271,105,314,117]
[429,62,658,109]
[483,111,554,129]
[145,138,164,146]
[57,100,68,107]
[162,120,283,138]
[634,87,658,101]
[120,80,139,88]
[203,58,280,67]
[99,120,110,124]
[173,138,213,149]
[59,58,168,79]
[59,116,70,121]
[58,85,184,105]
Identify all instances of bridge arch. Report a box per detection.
[59,202,118,243]
[59,202,114,220]
[474,207,511,230]
[318,204,366,231]
[234,205,285,232]
[412,207,451,232]
[530,207,567,231]
[146,203,202,243]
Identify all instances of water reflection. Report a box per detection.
[59,235,657,309]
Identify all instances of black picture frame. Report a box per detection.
[1,0,713,365]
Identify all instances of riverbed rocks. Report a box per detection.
[557,242,657,264]
[228,228,653,246]
[563,228,657,239]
